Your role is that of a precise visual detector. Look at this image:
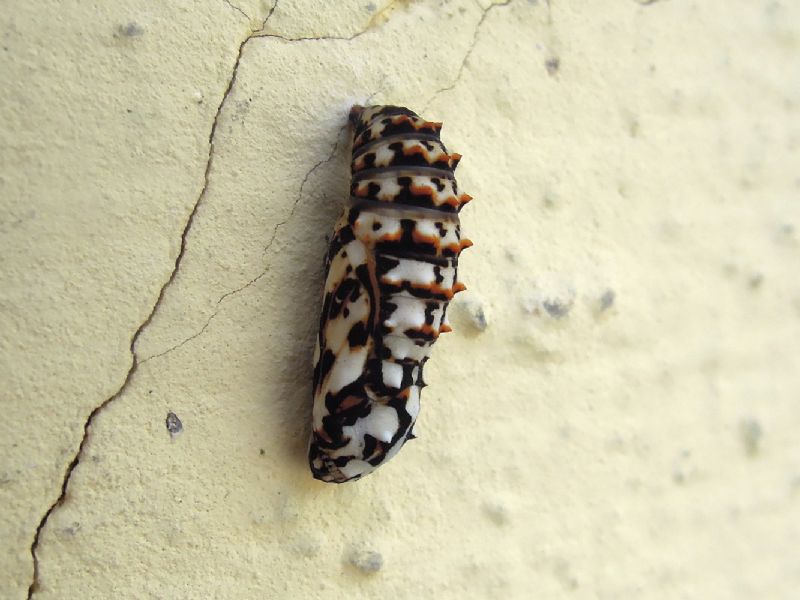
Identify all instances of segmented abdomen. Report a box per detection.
[309,105,472,483]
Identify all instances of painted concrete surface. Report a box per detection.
[2,0,799,598]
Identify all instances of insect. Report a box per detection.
[308,105,472,483]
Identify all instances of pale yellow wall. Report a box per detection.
[2,0,799,598]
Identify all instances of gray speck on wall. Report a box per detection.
[348,549,383,573]
[470,305,488,330]
[672,449,696,484]
[747,273,764,290]
[739,417,763,457]
[62,521,81,536]
[455,295,489,332]
[482,500,509,526]
[543,298,572,318]
[775,223,795,245]
[521,273,576,320]
[545,56,560,76]
[116,22,144,38]
[166,412,183,439]
[598,288,616,312]
[553,558,580,590]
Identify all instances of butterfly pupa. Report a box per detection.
[308,105,472,483]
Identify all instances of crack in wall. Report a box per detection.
[26,0,507,592]
[25,3,281,597]
[422,0,513,111]
[140,88,382,365]
[140,104,390,363]
[252,3,383,42]
[222,0,251,22]
[138,3,517,365]
[253,30,371,42]
[253,0,430,43]
[138,130,348,364]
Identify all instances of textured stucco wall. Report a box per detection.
[2,0,799,598]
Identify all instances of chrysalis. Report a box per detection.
[309,105,472,483]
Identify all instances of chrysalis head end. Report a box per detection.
[349,105,364,128]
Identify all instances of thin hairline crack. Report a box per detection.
[140,1,516,364]
[139,121,352,364]
[25,0,512,593]
[139,86,382,364]
[25,2,281,597]
[422,0,513,111]
[222,0,251,22]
